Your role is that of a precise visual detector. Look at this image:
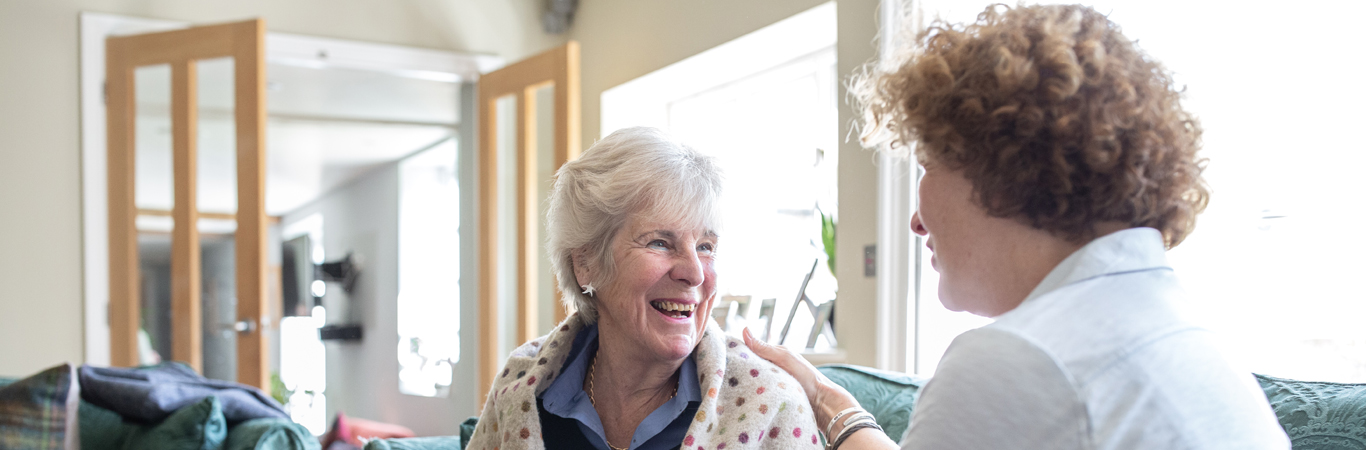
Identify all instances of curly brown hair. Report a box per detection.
[855,3,1208,248]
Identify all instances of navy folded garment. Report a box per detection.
[79,363,289,424]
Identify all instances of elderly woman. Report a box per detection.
[747,4,1289,450]
[469,127,819,450]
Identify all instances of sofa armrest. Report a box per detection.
[818,364,927,442]
[360,417,477,450]
[362,436,464,450]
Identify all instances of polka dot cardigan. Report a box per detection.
[467,312,821,450]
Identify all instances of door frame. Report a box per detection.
[78,12,502,368]
[476,41,581,404]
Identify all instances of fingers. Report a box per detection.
[744,327,820,398]
[744,327,861,428]
[743,327,799,368]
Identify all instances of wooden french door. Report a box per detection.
[477,42,581,403]
[105,19,269,389]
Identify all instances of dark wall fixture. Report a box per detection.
[282,239,366,341]
[316,253,363,341]
[281,235,314,317]
[542,0,579,34]
[319,324,363,341]
[317,253,361,295]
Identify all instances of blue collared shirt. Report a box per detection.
[538,325,701,450]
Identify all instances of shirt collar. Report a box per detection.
[1020,227,1171,306]
[537,323,703,421]
[539,324,598,414]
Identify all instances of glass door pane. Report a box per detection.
[494,94,519,359]
[134,63,175,366]
[532,84,558,334]
[196,56,239,382]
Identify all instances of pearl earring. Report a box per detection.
[580,283,596,296]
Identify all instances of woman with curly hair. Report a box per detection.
[746,4,1289,449]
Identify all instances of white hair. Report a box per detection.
[545,127,724,324]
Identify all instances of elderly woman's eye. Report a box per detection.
[647,239,670,249]
[697,243,715,254]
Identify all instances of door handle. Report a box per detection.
[233,319,258,334]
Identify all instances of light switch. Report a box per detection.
[864,244,876,277]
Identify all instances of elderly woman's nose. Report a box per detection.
[671,250,706,287]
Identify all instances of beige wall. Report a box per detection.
[0,0,886,378]
[1,0,88,378]
[0,0,561,378]
[833,0,882,367]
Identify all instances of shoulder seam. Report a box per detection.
[966,327,1095,448]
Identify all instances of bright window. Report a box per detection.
[602,3,838,349]
[397,138,461,396]
[279,214,327,435]
[906,0,1366,382]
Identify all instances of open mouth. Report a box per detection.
[650,301,695,319]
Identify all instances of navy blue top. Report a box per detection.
[537,325,701,450]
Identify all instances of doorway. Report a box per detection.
[80,12,498,435]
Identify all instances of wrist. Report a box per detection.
[813,382,860,428]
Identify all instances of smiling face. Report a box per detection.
[589,213,718,363]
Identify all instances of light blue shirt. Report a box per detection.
[901,227,1290,450]
[538,325,701,450]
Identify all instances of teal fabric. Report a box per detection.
[80,397,310,450]
[362,436,463,450]
[459,417,477,449]
[0,363,77,450]
[123,396,228,450]
[358,417,477,450]
[224,418,320,450]
[79,400,133,450]
[1256,373,1366,450]
[817,364,926,442]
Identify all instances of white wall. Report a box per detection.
[0,0,560,378]
[279,150,479,435]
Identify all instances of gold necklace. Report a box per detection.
[588,352,678,450]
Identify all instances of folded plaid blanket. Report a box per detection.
[0,363,80,450]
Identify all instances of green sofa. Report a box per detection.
[0,365,317,450]
[364,365,1366,450]
[8,362,1360,449]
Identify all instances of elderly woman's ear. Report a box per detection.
[571,249,595,296]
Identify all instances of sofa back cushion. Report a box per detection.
[80,399,133,450]
[225,418,320,450]
[362,436,465,450]
[817,364,926,442]
[359,417,478,450]
[0,363,80,450]
[122,395,228,450]
[1256,373,1366,450]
